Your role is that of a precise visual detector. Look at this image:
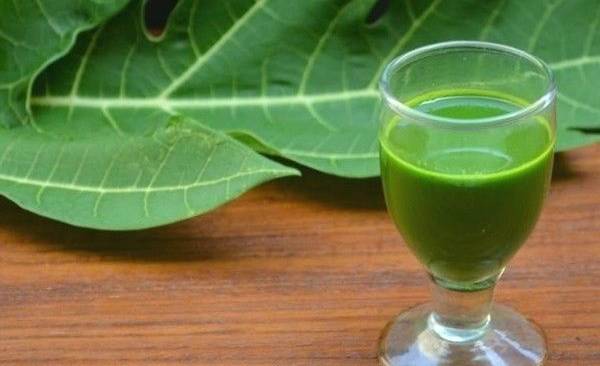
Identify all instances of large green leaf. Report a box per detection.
[0,0,129,127]
[0,0,296,230]
[28,0,600,179]
[0,114,297,230]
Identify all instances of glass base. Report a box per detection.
[379,303,546,366]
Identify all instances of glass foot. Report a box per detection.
[379,303,547,366]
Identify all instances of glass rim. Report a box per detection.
[379,41,557,128]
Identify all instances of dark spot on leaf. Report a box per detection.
[144,0,178,37]
[366,0,389,25]
[569,126,600,134]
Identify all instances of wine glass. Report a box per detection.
[378,41,556,365]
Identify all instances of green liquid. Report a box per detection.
[380,94,554,286]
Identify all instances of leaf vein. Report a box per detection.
[297,3,351,95]
[0,169,288,194]
[34,0,62,36]
[159,0,266,97]
[368,0,442,88]
[67,25,104,121]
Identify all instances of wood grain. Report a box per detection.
[1,145,599,366]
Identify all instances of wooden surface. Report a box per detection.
[1,145,599,366]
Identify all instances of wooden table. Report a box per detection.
[1,145,599,366]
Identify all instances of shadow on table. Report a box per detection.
[552,152,583,182]
[271,162,385,211]
[0,202,227,262]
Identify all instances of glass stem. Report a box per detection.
[428,276,497,342]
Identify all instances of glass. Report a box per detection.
[378,41,556,365]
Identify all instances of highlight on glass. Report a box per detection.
[378,41,556,365]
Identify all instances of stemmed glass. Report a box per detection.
[378,41,556,365]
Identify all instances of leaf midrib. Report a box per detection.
[30,89,379,109]
[0,168,289,193]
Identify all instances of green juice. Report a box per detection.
[380,93,554,286]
